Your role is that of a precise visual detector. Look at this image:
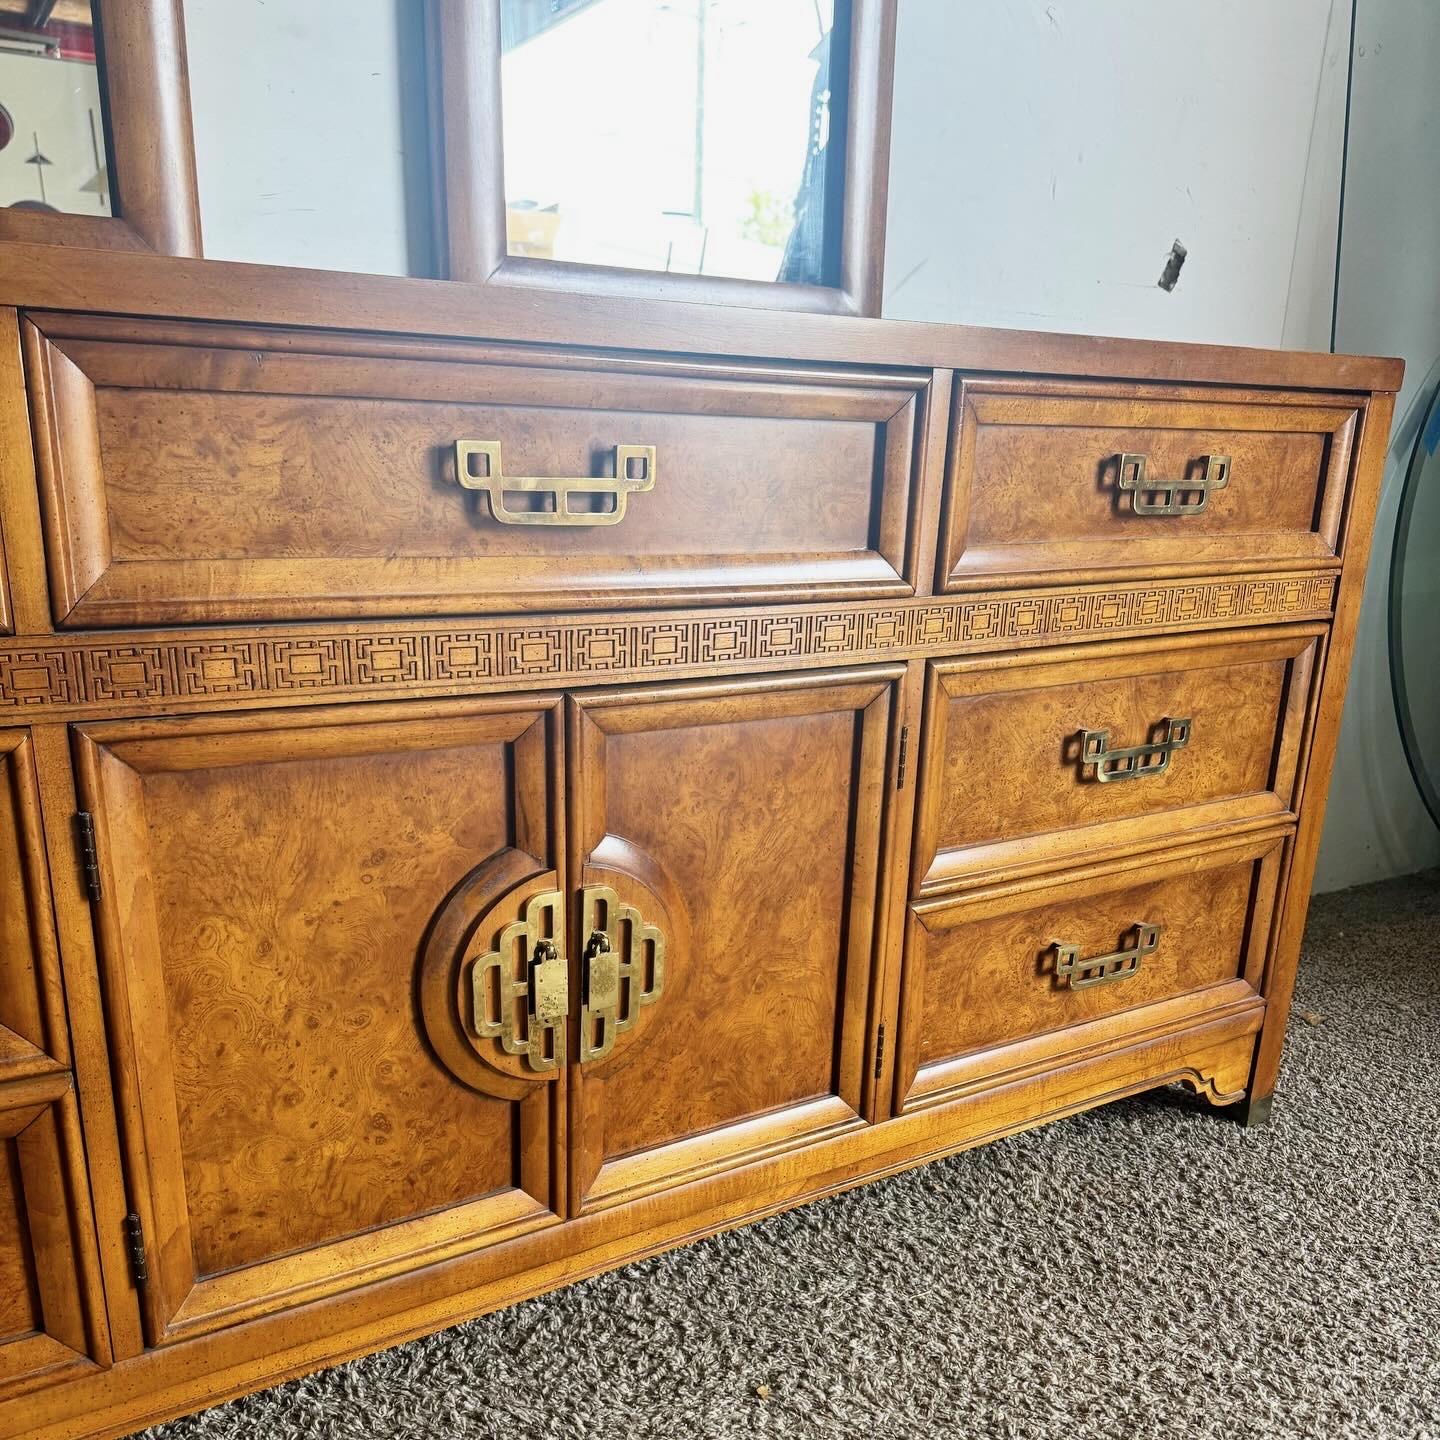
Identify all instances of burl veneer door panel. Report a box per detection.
[0,1076,108,1399]
[568,668,898,1213]
[25,315,926,627]
[941,379,1358,590]
[74,696,567,1345]
[895,834,1282,1114]
[0,733,69,1079]
[914,628,1320,891]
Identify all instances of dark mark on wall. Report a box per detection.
[1158,239,1188,292]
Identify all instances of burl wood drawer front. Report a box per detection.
[914,627,1321,891]
[24,315,925,627]
[895,833,1282,1113]
[940,379,1359,589]
[72,696,568,1345]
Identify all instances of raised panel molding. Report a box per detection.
[0,575,1336,717]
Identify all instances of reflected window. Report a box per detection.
[0,0,109,216]
[500,0,847,286]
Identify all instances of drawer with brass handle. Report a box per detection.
[940,377,1359,590]
[894,831,1282,1114]
[913,626,1321,894]
[23,313,926,626]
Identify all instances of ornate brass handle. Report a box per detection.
[1079,717,1191,783]
[1117,452,1230,516]
[470,889,567,1072]
[579,884,665,1063]
[455,440,656,526]
[1054,922,1161,989]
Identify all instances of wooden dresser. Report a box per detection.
[0,248,1400,1439]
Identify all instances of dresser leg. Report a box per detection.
[1232,1092,1274,1129]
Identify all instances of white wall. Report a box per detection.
[1314,0,1440,890]
[183,0,432,275]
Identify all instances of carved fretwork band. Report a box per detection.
[0,575,1337,717]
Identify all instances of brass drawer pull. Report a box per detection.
[1054,922,1161,989]
[455,440,656,526]
[579,883,665,1063]
[1079,716,1191,783]
[1117,452,1230,515]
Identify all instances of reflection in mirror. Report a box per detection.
[501,0,846,286]
[0,0,109,216]
[1390,382,1440,829]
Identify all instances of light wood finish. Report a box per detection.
[0,2,201,257]
[427,0,896,316]
[0,243,1401,1435]
[567,669,897,1211]
[0,1073,109,1400]
[72,697,565,1345]
[24,315,926,626]
[895,830,1284,1113]
[941,379,1360,590]
[913,627,1321,892]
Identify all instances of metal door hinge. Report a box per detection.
[896,727,910,790]
[75,812,101,900]
[124,1212,148,1286]
[873,1024,887,1080]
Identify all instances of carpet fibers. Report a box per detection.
[143,870,1440,1440]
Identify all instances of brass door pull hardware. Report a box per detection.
[579,884,666,1063]
[1079,717,1191,783]
[1053,922,1161,989]
[455,440,657,526]
[1117,452,1230,516]
[470,889,567,1072]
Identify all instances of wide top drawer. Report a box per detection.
[23,316,927,628]
[940,378,1361,590]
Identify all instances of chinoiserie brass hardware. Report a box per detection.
[124,1212,148,1287]
[1053,922,1161,989]
[873,1024,887,1080]
[74,811,101,900]
[1116,452,1230,516]
[579,884,666,1063]
[470,888,567,1072]
[1078,717,1192,783]
[896,726,910,790]
[455,440,657,526]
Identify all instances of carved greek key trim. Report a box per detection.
[0,575,1337,716]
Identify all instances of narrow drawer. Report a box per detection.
[23,315,926,627]
[895,833,1281,1113]
[914,627,1320,890]
[940,378,1359,589]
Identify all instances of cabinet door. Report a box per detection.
[567,668,898,1213]
[0,1075,107,1399]
[74,696,566,1346]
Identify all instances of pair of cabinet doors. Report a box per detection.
[77,666,900,1349]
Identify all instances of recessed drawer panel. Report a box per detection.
[24,316,926,627]
[940,378,1359,589]
[896,834,1281,1113]
[915,628,1320,890]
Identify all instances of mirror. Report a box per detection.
[0,0,109,217]
[1390,381,1440,829]
[499,0,847,287]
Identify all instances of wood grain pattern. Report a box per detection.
[897,831,1286,1111]
[914,627,1320,891]
[26,317,922,625]
[941,379,1358,589]
[74,697,566,1345]
[567,669,897,1211]
[0,1139,39,1343]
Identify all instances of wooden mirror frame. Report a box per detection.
[0,0,201,256]
[426,0,896,316]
